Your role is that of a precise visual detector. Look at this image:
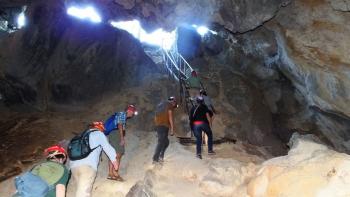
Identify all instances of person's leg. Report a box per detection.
[114,153,123,178]
[153,126,165,162]
[202,131,207,145]
[202,124,214,153]
[159,126,169,160]
[71,165,96,197]
[112,132,125,178]
[193,124,203,157]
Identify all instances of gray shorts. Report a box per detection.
[108,130,125,155]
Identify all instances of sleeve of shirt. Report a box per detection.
[96,132,117,162]
[57,166,70,185]
[189,107,194,122]
[116,112,127,130]
[203,105,210,114]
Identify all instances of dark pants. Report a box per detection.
[153,126,169,162]
[193,123,213,155]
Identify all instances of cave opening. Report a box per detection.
[1,0,350,196]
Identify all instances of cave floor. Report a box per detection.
[0,128,270,196]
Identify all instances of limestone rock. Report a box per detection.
[328,0,350,11]
[247,134,350,197]
[267,0,350,151]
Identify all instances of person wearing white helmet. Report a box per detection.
[153,96,178,164]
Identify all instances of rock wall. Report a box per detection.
[187,0,350,153]
[267,0,350,151]
[0,0,158,109]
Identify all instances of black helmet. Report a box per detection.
[196,96,204,103]
[168,96,178,108]
[168,96,176,102]
[199,89,207,96]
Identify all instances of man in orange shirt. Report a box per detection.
[152,96,178,164]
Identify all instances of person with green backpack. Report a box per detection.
[13,145,70,197]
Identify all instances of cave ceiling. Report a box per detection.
[1,0,291,32]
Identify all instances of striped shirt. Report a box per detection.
[114,112,127,130]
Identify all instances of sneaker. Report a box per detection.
[196,154,202,159]
[208,151,216,155]
[159,157,164,163]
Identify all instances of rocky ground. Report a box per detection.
[1,130,350,197]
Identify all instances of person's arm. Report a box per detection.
[168,109,174,136]
[206,112,212,128]
[96,132,118,169]
[189,107,194,131]
[118,123,125,146]
[56,184,66,197]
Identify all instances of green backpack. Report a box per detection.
[14,162,65,197]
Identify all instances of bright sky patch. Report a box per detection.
[110,20,176,50]
[17,12,25,28]
[192,25,217,36]
[67,6,102,23]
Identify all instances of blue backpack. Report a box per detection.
[14,171,52,197]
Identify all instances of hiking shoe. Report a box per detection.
[196,154,202,159]
[208,151,216,155]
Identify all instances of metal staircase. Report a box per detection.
[162,47,193,82]
[143,37,196,111]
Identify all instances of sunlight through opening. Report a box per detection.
[110,20,176,50]
[17,12,25,28]
[192,25,217,36]
[67,6,102,23]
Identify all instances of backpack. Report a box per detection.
[67,129,99,161]
[155,102,167,116]
[104,113,117,135]
[14,167,54,197]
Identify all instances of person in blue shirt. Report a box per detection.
[104,105,138,181]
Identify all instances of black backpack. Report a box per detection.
[67,129,99,161]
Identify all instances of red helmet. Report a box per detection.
[90,121,105,132]
[191,70,197,76]
[126,104,138,115]
[44,145,67,161]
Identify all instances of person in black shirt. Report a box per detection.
[189,96,216,159]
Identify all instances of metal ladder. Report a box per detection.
[144,40,199,138]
